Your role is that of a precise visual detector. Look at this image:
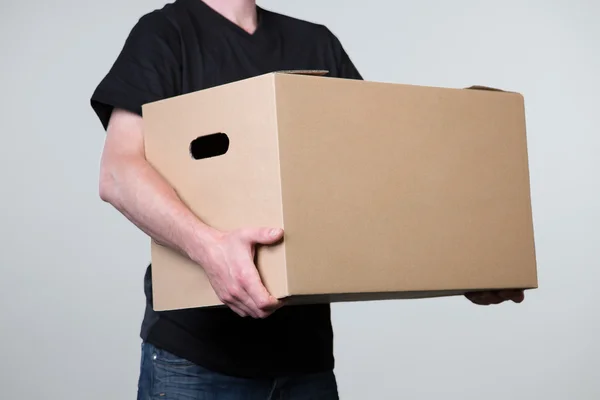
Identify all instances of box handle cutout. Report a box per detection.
[190,133,229,160]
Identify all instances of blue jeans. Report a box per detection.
[137,342,339,399]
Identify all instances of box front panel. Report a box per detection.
[274,75,537,296]
[143,75,288,310]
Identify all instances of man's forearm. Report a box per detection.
[99,154,219,264]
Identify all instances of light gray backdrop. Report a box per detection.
[1,0,598,399]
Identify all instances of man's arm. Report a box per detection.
[99,108,282,318]
[100,108,216,259]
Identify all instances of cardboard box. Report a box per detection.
[142,71,538,311]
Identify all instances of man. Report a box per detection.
[91,0,525,398]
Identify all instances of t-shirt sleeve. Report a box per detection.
[90,11,181,130]
[324,28,363,81]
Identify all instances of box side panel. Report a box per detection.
[143,75,287,311]
[274,75,537,296]
[513,99,539,288]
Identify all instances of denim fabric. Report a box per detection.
[136,342,339,400]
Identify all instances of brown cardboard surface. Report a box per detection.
[142,72,538,311]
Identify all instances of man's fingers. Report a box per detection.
[221,290,250,317]
[223,261,280,318]
[466,291,503,305]
[466,290,526,305]
[487,293,504,304]
[220,286,257,318]
[465,292,489,305]
[213,228,284,318]
[245,280,282,317]
[512,291,525,303]
[498,289,525,303]
[239,266,281,317]
[229,304,249,318]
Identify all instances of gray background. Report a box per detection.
[1,0,599,399]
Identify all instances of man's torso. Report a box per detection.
[92,0,361,379]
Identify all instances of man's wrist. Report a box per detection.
[183,221,223,266]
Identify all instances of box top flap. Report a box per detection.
[465,85,519,94]
[274,69,329,77]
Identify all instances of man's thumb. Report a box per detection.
[252,227,284,244]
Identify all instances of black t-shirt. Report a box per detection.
[90,0,362,379]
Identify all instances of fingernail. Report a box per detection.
[269,228,281,237]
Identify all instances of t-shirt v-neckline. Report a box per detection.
[185,0,265,40]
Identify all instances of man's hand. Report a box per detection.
[464,289,525,306]
[199,227,285,319]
